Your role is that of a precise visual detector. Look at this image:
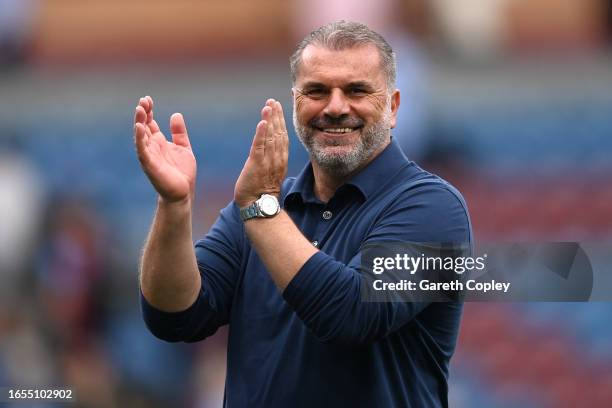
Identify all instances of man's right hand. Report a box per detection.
[133,96,197,204]
[135,96,201,313]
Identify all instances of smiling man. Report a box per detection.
[292,43,396,180]
[136,21,472,407]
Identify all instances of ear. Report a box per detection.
[389,89,400,129]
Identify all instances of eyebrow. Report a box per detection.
[345,81,373,89]
[298,82,326,90]
[298,81,375,90]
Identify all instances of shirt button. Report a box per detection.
[322,210,333,220]
[312,240,319,248]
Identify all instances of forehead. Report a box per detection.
[296,44,385,87]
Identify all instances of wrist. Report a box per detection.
[235,197,258,209]
[157,195,192,212]
[238,193,281,221]
[235,192,280,209]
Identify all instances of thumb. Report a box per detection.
[170,113,191,148]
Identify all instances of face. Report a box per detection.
[292,44,400,176]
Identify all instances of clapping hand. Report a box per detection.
[234,99,289,208]
[133,96,197,204]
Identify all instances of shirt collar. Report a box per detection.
[284,161,317,206]
[345,138,411,199]
[283,138,411,206]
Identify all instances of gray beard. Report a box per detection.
[293,109,391,177]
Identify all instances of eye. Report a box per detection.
[303,88,328,99]
[347,87,369,97]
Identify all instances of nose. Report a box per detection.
[323,88,350,118]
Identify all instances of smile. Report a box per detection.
[323,128,356,133]
[315,126,362,134]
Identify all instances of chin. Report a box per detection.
[320,144,356,156]
[311,145,363,174]
[316,144,361,163]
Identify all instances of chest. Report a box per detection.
[233,198,376,321]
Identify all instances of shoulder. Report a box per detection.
[371,166,472,244]
[402,172,469,217]
[393,164,468,211]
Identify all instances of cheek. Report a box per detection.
[357,95,389,121]
[294,97,321,123]
[367,94,388,112]
[294,95,307,114]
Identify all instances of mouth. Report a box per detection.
[314,126,362,135]
[311,126,363,148]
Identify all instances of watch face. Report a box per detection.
[259,195,279,216]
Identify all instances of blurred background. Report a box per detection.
[0,0,611,407]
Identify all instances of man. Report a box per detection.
[135,21,471,407]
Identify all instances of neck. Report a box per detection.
[311,138,390,203]
[312,166,349,203]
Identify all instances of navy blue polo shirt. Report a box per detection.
[141,139,472,407]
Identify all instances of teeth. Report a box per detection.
[323,128,354,133]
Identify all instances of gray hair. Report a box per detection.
[290,20,397,90]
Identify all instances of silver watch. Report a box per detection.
[240,194,281,221]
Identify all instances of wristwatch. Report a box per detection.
[240,194,281,221]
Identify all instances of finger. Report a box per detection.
[142,96,162,134]
[264,98,276,134]
[134,105,147,125]
[134,122,151,166]
[139,96,153,124]
[261,106,274,157]
[146,95,154,113]
[271,100,281,132]
[144,96,154,123]
[276,101,289,158]
[135,106,157,141]
[249,120,267,160]
[170,113,191,148]
[139,98,152,128]
[276,101,288,136]
[272,102,283,160]
[148,119,161,135]
[138,97,149,112]
[140,96,152,115]
[265,97,276,145]
[135,100,156,138]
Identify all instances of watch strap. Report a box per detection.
[240,202,260,221]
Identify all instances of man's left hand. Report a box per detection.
[234,99,289,208]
